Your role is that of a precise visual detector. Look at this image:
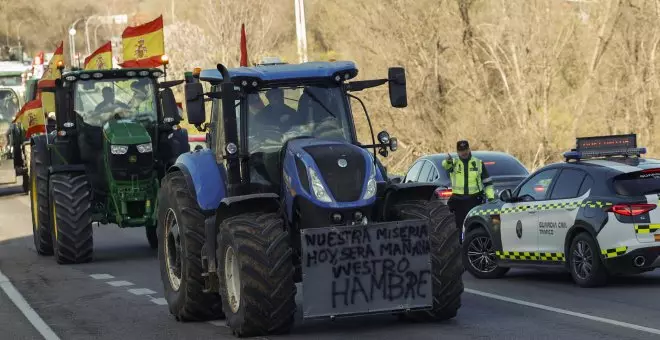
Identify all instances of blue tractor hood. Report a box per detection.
[281,138,381,211]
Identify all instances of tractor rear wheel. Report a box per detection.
[157,171,224,321]
[389,199,463,321]
[49,173,94,264]
[146,226,158,249]
[29,140,52,256]
[217,212,296,337]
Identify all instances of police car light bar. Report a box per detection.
[564,134,645,161]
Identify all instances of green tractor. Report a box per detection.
[29,67,190,263]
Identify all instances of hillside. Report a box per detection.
[3,0,657,173]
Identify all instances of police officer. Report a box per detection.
[442,140,495,242]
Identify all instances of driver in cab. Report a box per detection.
[95,87,129,113]
[127,78,153,113]
[254,88,297,131]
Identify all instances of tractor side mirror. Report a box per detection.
[185,82,206,126]
[160,88,180,125]
[388,67,407,108]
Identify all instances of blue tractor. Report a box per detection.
[157,61,463,337]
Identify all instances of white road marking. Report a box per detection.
[208,320,227,327]
[127,288,157,296]
[106,280,134,287]
[0,269,61,340]
[466,288,660,336]
[89,274,114,280]
[150,298,168,305]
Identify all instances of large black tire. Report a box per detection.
[22,174,28,193]
[49,173,94,264]
[568,232,608,288]
[389,199,464,321]
[217,212,296,337]
[146,225,158,249]
[462,228,509,279]
[29,139,52,256]
[157,171,224,321]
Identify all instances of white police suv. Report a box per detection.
[461,134,660,287]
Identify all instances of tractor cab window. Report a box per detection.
[247,85,352,154]
[246,85,353,190]
[73,77,157,127]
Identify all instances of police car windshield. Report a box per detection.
[613,169,660,196]
[73,78,157,127]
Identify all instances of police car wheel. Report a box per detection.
[568,232,608,288]
[462,228,509,279]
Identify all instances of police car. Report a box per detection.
[462,134,660,287]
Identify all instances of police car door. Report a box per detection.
[500,169,559,254]
[538,168,590,255]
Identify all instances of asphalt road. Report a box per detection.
[2,180,660,340]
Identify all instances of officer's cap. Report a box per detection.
[457,140,470,151]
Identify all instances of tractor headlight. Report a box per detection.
[308,168,333,203]
[136,143,152,153]
[363,161,377,200]
[111,145,128,155]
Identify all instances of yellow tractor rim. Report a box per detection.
[52,202,58,240]
[30,175,38,228]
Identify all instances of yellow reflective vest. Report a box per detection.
[441,156,495,199]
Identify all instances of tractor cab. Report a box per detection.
[45,67,185,224]
[185,62,402,198]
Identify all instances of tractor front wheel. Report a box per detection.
[217,212,296,337]
[389,199,464,321]
[30,141,52,256]
[49,173,94,264]
[157,171,224,321]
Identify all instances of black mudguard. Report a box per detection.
[159,128,191,168]
[379,182,439,220]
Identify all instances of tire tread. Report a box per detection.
[218,212,296,337]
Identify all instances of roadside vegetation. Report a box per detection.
[2,0,658,173]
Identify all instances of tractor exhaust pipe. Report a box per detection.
[633,256,646,267]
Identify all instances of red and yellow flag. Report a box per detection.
[120,15,165,68]
[84,41,112,70]
[37,41,64,90]
[38,41,64,114]
[16,99,46,139]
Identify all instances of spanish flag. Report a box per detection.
[38,41,64,90]
[38,41,64,114]
[17,99,46,139]
[84,41,112,70]
[120,15,165,68]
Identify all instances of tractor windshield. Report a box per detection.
[245,85,353,190]
[73,77,157,128]
[247,85,352,154]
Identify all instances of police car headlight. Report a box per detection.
[363,162,377,200]
[309,168,333,203]
[136,143,152,153]
[110,145,128,155]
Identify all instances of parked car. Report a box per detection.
[403,151,529,200]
